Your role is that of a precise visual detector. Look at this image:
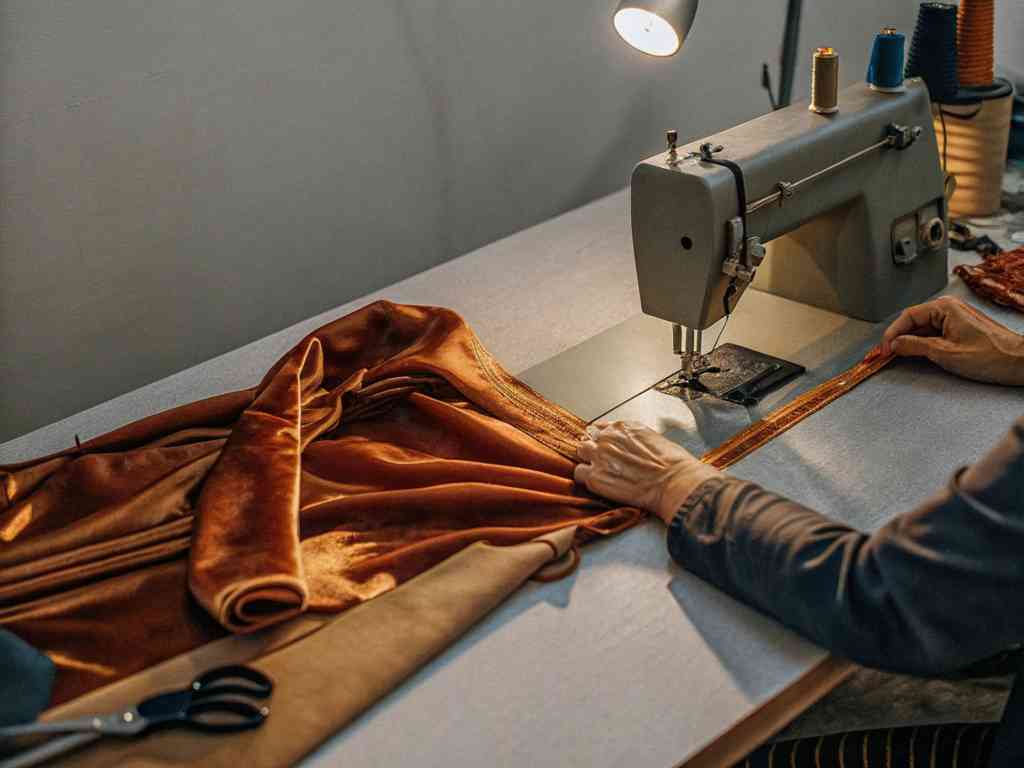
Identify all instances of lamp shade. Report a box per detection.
[613,0,699,57]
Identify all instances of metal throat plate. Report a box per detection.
[655,343,805,406]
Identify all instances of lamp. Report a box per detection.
[612,0,804,110]
[612,0,699,57]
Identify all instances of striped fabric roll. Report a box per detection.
[737,723,996,768]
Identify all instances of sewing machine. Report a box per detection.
[631,79,948,398]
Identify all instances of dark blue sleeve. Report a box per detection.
[667,417,1024,676]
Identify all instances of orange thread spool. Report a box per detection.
[957,0,995,87]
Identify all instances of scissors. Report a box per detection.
[0,664,272,768]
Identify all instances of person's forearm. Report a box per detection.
[668,477,912,670]
[668,420,1024,675]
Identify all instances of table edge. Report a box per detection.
[680,656,856,768]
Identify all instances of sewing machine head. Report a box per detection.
[630,79,948,344]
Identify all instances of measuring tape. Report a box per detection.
[701,349,895,470]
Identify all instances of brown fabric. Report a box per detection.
[0,301,643,706]
[954,246,1024,313]
[41,529,577,768]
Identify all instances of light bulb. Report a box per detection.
[613,7,681,56]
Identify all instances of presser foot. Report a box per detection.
[669,359,722,401]
[656,344,805,406]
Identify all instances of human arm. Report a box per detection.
[576,417,1024,675]
[880,296,1024,386]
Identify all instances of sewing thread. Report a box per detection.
[810,47,839,115]
[957,0,995,87]
[866,27,906,92]
[905,2,960,102]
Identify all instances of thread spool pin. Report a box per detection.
[666,129,679,166]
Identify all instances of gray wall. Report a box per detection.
[0,0,917,442]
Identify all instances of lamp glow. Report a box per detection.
[613,0,699,57]
[614,8,680,56]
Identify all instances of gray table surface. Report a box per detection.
[3,179,1024,767]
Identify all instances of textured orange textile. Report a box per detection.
[954,247,1024,314]
[0,301,643,707]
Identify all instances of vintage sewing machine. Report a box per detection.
[630,79,948,403]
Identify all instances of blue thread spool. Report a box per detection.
[867,27,906,92]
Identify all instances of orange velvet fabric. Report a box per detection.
[0,301,642,706]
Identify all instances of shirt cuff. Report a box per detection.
[949,465,1004,519]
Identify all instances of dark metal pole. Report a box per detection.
[776,0,804,108]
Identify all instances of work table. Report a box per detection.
[3,175,1023,767]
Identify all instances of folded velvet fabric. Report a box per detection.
[0,301,643,706]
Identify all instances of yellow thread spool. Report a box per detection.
[810,47,840,115]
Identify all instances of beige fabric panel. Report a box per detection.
[43,529,574,767]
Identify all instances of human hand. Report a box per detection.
[880,296,1024,386]
[575,421,720,525]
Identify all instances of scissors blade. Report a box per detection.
[0,710,145,740]
[0,732,99,768]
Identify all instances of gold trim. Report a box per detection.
[468,335,584,456]
[838,733,848,768]
[469,335,582,435]
[930,726,941,768]
[814,735,824,768]
[701,352,893,469]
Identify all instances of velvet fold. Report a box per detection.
[0,301,643,706]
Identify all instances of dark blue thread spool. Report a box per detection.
[905,2,960,102]
[867,27,906,92]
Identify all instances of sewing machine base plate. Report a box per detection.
[656,344,805,406]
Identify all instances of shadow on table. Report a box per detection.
[666,569,825,700]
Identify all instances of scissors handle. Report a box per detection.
[180,665,271,733]
[182,699,270,733]
[135,665,273,733]
[193,665,273,699]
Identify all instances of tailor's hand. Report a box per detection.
[880,296,1024,386]
[575,421,720,525]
